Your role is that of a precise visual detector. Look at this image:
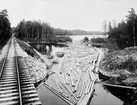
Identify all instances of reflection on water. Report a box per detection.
[31,43,53,55]
[37,83,68,105]
[103,85,137,105]
[90,84,123,105]
[30,43,66,56]
[36,48,68,105]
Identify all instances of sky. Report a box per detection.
[1,0,137,31]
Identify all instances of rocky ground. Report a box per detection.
[99,46,137,86]
[24,56,49,82]
[17,39,55,83]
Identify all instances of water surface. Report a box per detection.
[34,35,128,105]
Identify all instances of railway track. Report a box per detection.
[0,37,41,105]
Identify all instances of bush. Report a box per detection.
[121,57,137,72]
[90,38,106,43]
[17,39,40,58]
[99,47,137,74]
[82,37,89,43]
[49,36,72,43]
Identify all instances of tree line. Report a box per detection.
[14,20,54,41]
[14,20,72,43]
[69,30,103,35]
[0,9,11,42]
[108,8,137,49]
[14,19,104,43]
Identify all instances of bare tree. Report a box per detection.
[102,20,108,38]
[112,19,117,28]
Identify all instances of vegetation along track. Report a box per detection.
[0,37,41,105]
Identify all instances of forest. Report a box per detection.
[91,8,137,50]
[14,20,72,43]
[14,19,103,44]
[108,8,137,49]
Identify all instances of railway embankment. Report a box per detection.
[0,37,41,105]
[16,39,55,83]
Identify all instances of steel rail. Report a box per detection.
[0,37,41,105]
[0,38,12,77]
[14,38,23,105]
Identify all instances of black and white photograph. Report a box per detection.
[0,0,137,105]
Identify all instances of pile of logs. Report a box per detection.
[25,56,48,83]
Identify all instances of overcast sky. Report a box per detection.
[1,0,137,31]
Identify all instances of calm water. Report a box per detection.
[33,35,134,105]
[69,35,108,41]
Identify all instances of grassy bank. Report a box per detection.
[48,36,72,43]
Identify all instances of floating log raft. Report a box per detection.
[60,43,100,105]
[44,42,101,105]
[77,79,95,105]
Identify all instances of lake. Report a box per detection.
[69,35,107,41]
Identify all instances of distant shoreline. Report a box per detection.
[68,34,105,36]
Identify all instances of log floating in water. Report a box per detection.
[73,67,79,74]
[51,77,63,93]
[82,64,90,73]
[70,74,75,87]
[57,81,70,98]
[84,79,91,94]
[77,78,83,98]
[82,81,88,94]
[87,81,94,94]
[78,80,95,105]
[75,73,83,92]
[67,81,75,94]
[96,81,137,90]
[59,43,100,105]
[70,70,77,84]
[78,81,86,98]
[77,92,86,105]
[64,74,70,85]
[43,82,75,105]
[88,70,96,81]
[59,81,78,104]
